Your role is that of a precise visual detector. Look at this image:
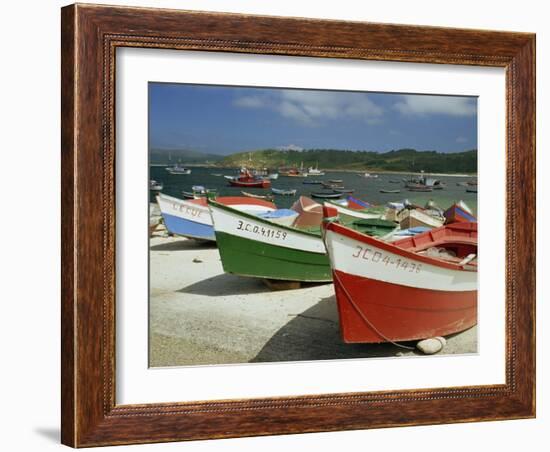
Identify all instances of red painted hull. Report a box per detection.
[191,196,275,209]
[444,204,477,224]
[333,270,477,343]
[229,179,271,188]
[290,196,323,228]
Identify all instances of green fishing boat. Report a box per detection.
[209,199,331,282]
[351,218,398,237]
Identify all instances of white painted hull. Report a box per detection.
[157,193,276,227]
[397,209,444,228]
[209,202,326,254]
[324,229,477,292]
[157,194,211,226]
[324,202,383,220]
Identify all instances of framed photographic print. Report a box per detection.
[61,3,535,447]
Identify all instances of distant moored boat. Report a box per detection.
[306,164,325,176]
[165,164,191,175]
[149,180,163,191]
[271,187,297,196]
[227,168,271,188]
[311,191,345,199]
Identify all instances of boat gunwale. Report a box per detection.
[208,199,323,238]
[325,220,478,272]
[158,192,275,209]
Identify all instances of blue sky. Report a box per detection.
[149,83,477,155]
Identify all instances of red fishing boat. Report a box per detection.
[444,200,476,224]
[227,168,271,188]
[229,178,271,188]
[323,205,477,343]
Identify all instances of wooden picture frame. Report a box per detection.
[61,3,535,447]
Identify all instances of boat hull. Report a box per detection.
[162,212,216,241]
[333,270,476,343]
[157,194,215,240]
[210,201,331,282]
[290,196,323,229]
[157,194,275,241]
[444,204,477,223]
[229,179,271,188]
[324,201,384,220]
[397,209,444,229]
[324,222,477,343]
[311,192,344,199]
[215,231,331,282]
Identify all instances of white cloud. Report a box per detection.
[277,100,315,125]
[394,95,476,116]
[233,90,384,126]
[456,136,468,143]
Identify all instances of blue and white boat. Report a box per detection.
[156,193,276,241]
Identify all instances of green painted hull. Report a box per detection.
[215,231,332,282]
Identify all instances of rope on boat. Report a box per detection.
[331,254,415,351]
[322,218,415,350]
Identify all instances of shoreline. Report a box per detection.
[150,163,476,177]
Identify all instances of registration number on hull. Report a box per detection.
[172,203,205,219]
[236,220,288,240]
[352,245,422,273]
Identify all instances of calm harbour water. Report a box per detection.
[150,166,478,214]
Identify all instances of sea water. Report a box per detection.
[149,166,478,214]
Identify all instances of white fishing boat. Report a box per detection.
[397,208,445,229]
[272,187,297,196]
[306,164,325,176]
[149,180,163,191]
[165,164,191,175]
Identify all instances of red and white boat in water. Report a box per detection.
[227,168,271,188]
[322,206,477,343]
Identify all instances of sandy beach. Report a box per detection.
[149,226,477,367]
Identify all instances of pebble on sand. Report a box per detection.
[416,336,447,355]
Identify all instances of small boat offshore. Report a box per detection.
[165,164,191,175]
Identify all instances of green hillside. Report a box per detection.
[218,149,477,174]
